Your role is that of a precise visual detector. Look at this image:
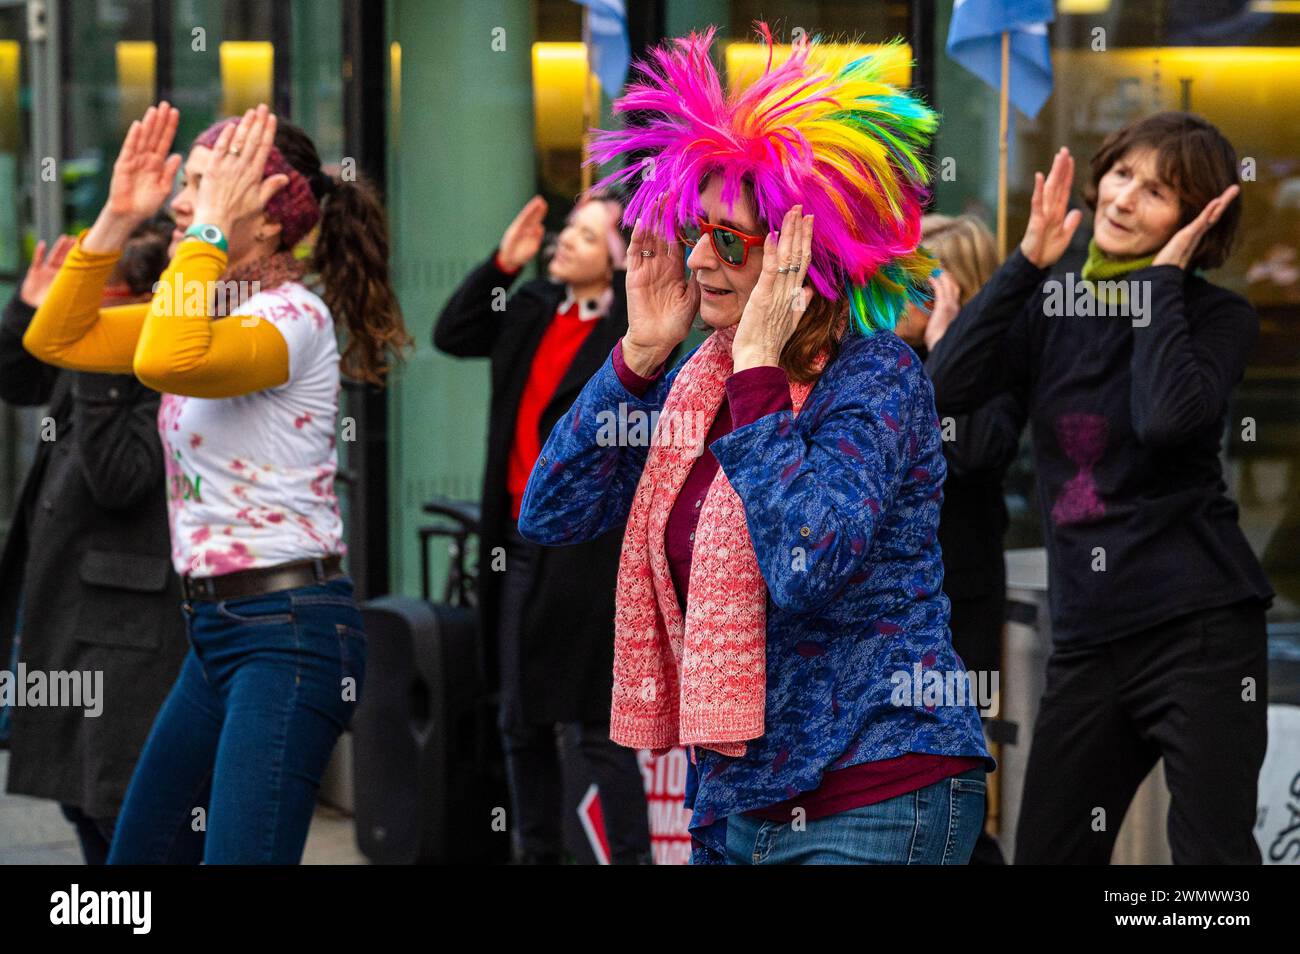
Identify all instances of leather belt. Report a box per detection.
[179,554,345,602]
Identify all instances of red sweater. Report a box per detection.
[611,338,983,822]
[506,299,600,520]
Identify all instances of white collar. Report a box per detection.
[558,285,614,321]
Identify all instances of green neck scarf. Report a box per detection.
[1080,238,1157,308]
[1081,237,1157,281]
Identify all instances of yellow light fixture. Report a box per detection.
[0,40,19,148]
[532,42,599,151]
[219,41,273,116]
[1058,0,1111,13]
[1054,46,1300,127]
[390,41,401,113]
[116,41,156,134]
[1248,1,1300,13]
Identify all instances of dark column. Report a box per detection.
[340,0,390,600]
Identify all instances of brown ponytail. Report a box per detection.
[780,293,845,384]
[312,175,412,385]
[274,122,413,387]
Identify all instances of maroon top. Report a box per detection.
[611,338,984,822]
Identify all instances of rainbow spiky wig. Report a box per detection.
[586,23,939,335]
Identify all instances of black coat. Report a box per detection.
[435,251,644,724]
[915,341,1025,676]
[915,342,1024,601]
[0,296,185,818]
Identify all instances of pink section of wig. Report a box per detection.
[584,22,940,333]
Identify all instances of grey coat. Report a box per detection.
[0,296,185,818]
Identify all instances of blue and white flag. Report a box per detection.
[946,0,1055,119]
[571,0,631,99]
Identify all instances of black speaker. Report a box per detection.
[352,594,509,864]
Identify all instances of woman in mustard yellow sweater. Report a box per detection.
[25,101,411,863]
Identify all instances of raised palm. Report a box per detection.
[1152,183,1240,270]
[923,270,963,351]
[106,102,182,222]
[1021,147,1083,269]
[19,235,76,308]
[499,196,548,271]
[624,217,699,353]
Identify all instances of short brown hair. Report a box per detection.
[780,293,846,384]
[111,214,173,296]
[1082,111,1241,270]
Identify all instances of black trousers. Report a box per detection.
[1014,598,1268,864]
[59,803,116,865]
[948,590,1004,677]
[497,521,650,864]
[949,591,1007,865]
[499,717,652,864]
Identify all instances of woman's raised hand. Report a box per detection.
[1020,147,1083,269]
[498,196,548,272]
[1152,183,1240,270]
[732,205,813,372]
[623,216,699,376]
[106,103,181,224]
[923,269,962,351]
[85,103,181,253]
[193,104,289,237]
[19,235,76,308]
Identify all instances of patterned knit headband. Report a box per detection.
[586,23,939,335]
[192,118,322,248]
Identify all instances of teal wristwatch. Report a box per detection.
[183,223,228,254]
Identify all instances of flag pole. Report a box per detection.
[581,6,595,193]
[990,29,1012,842]
[997,31,1010,260]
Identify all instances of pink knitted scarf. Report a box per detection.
[610,324,821,757]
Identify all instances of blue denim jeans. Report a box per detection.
[0,634,16,744]
[723,768,987,864]
[0,597,21,745]
[107,576,366,864]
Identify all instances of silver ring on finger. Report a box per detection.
[640,249,655,258]
[776,265,789,274]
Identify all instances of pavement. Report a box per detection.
[0,750,368,864]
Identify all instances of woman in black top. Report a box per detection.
[902,214,1026,865]
[435,195,653,864]
[927,112,1274,864]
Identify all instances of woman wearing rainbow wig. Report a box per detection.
[518,25,993,865]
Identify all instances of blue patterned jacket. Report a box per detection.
[518,329,995,863]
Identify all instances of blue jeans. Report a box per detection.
[107,576,366,864]
[0,597,21,744]
[0,635,16,744]
[723,768,987,864]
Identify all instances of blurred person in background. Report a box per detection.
[927,112,1274,864]
[435,193,653,864]
[0,215,184,864]
[898,213,1025,865]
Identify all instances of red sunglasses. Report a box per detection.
[677,216,765,269]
